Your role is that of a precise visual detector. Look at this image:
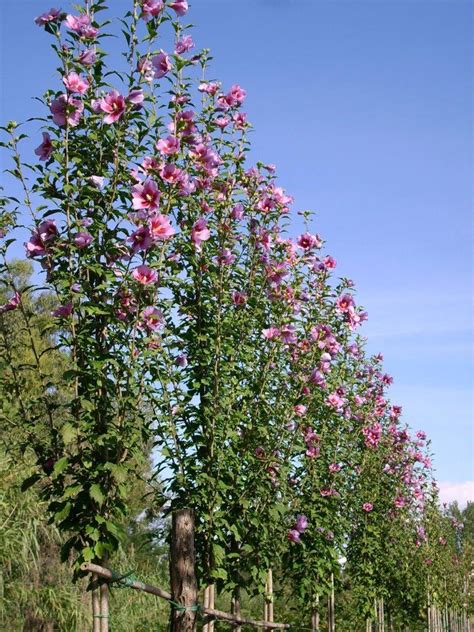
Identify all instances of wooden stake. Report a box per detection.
[231,586,242,632]
[203,586,210,632]
[311,594,320,632]
[100,581,109,632]
[169,509,198,632]
[264,569,274,630]
[267,569,274,630]
[209,584,215,632]
[329,573,335,632]
[92,574,100,632]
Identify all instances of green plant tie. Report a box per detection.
[109,569,144,589]
[169,599,202,613]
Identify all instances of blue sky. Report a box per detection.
[1,1,472,501]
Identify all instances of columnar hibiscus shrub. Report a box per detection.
[1,0,203,568]
[343,369,434,621]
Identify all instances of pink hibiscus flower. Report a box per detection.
[156,135,180,155]
[35,132,53,161]
[151,51,172,79]
[169,0,188,16]
[0,291,21,314]
[35,8,63,27]
[149,214,175,240]
[132,265,158,285]
[191,218,211,251]
[98,90,126,124]
[141,0,164,20]
[63,71,89,94]
[65,14,98,39]
[50,94,84,127]
[132,180,161,213]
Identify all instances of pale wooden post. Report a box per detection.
[231,586,242,632]
[92,574,100,632]
[209,584,215,632]
[100,581,109,632]
[380,598,385,632]
[264,569,274,630]
[311,594,320,632]
[170,509,198,632]
[203,586,210,632]
[328,573,335,632]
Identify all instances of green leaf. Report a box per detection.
[63,484,83,499]
[61,422,77,445]
[82,547,95,562]
[21,473,41,492]
[90,484,105,505]
[55,502,72,522]
[53,457,69,477]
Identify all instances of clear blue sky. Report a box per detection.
[1,1,472,499]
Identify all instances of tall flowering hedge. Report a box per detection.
[1,2,470,627]
[1,0,372,580]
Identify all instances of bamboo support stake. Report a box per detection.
[203,586,210,632]
[377,598,384,632]
[231,586,242,632]
[92,574,100,632]
[81,563,291,629]
[209,584,215,632]
[329,573,335,632]
[264,591,268,624]
[311,594,319,632]
[267,569,274,630]
[100,581,109,632]
[264,569,274,630]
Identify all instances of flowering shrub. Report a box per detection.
[0,2,470,628]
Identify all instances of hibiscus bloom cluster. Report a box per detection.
[288,514,309,543]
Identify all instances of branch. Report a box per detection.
[81,563,290,629]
